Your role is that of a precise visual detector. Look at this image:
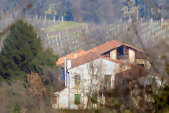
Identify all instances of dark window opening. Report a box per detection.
[75,75,80,86]
[122,79,130,96]
[52,95,58,104]
[91,94,97,104]
[138,64,145,68]
[61,68,65,80]
[104,75,111,89]
[117,46,124,59]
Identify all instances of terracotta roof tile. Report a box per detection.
[124,44,144,52]
[88,40,144,54]
[88,40,123,54]
[57,40,144,68]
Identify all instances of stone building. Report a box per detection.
[53,40,150,109]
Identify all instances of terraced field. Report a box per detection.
[41,19,169,57]
[0,15,168,57]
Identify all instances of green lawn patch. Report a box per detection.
[41,21,87,32]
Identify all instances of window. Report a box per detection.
[52,95,58,104]
[91,94,97,104]
[138,64,144,68]
[104,75,111,89]
[75,94,81,105]
[75,75,80,86]
[117,46,124,59]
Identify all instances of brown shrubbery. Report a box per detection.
[26,72,46,96]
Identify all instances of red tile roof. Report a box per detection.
[57,40,144,68]
[88,40,123,54]
[124,44,144,52]
[88,40,144,54]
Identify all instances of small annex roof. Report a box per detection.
[60,52,100,69]
[56,49,88,65]
[124,44,144,52]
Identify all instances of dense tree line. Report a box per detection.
[30,0,122,23]
[1,0,168,23]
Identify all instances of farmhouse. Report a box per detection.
[52,40,150,109]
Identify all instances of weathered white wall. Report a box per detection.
[53,88,68,109]
[69,58,117,90]
[135,59,151,69]
[53,58,120,109]
[53,56,149,109]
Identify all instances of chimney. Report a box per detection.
[64,57,67,86]
[74,53,77,59]
[67,59,71,69]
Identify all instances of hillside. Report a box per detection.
[39,19,169,57]
[0,14,168,57]
[0,1,169,113]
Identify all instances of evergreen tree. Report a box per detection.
[0,20,57,80]
[2,20,42,72]
[31,48,58,73]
